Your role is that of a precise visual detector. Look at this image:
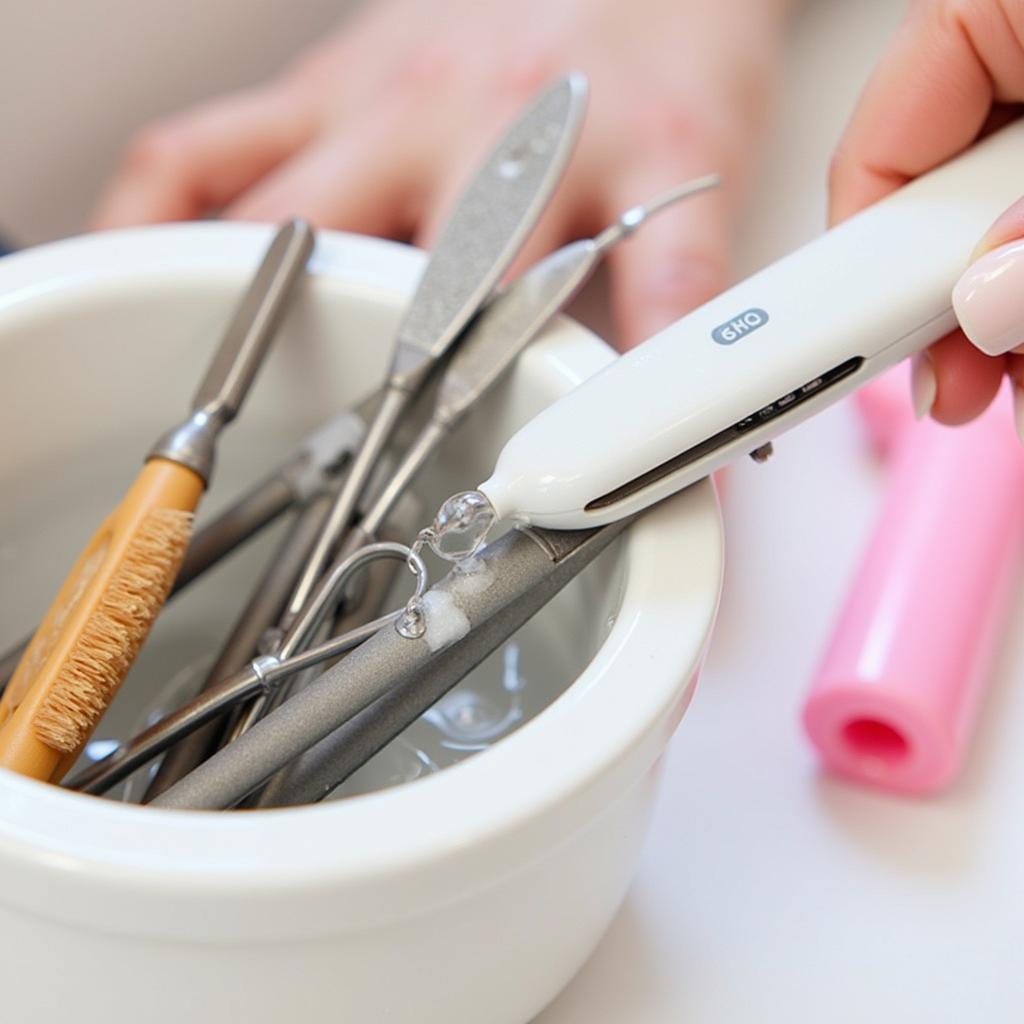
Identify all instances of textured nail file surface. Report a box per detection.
[388,73,588,388]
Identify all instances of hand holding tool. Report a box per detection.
[473,121,1024,530]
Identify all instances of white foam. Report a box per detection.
[420,589,471,653]
[452,555,495,595]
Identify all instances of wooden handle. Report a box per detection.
[0,459,202,781]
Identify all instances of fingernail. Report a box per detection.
[910,351,937,420]
[1014,382,1024,446]
[952,238,1024,356]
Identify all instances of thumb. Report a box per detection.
[952,195,1024,358]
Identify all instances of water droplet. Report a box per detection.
[396,599,427,640]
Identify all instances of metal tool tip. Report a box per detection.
[626,173,722,228]
[559,69,590,102]
[277,218,316,258]
[594,173,723,251]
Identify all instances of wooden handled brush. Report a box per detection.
[0,220,314,782]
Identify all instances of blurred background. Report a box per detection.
[3,0,1023,1020]
[0,0,353,243]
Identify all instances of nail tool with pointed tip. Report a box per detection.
[276,72,589,634]
[0,408,363,694]
[0,219,313,782]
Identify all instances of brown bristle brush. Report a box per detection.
[0,220,314,782]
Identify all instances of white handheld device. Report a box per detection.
[477,120,1024,530]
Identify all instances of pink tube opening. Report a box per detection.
[840,718,910,766]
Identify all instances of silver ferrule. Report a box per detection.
[147,407,229,483]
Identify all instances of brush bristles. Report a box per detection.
[34,509,192,754]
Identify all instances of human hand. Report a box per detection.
[92,0,790,350]
[829,0,1024,429]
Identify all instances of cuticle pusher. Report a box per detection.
[343,173,722,557]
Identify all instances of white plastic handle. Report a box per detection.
[480,119,1024,529]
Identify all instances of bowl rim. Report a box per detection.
[0,223,722,931]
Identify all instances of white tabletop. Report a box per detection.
[540,1,1024,1020]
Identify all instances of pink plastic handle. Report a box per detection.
[803,378,1024,794]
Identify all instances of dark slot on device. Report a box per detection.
[585,356,864,512]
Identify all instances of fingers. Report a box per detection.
[829,3,1024,424]
[973,194,1024,255]
[91,86,317,228]
[917,330,1006,425]
[226,99,431,238]
[950,194,1024,359]
[603,163,732,350]
[922,194,1023,422]
[1007,352,1024,394]
[828,1,1024,223]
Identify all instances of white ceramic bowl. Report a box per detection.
[0,223,722,1024]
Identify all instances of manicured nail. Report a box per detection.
[1014,383,1024,447]
[952,238,1024,356]
[910,351,936,420]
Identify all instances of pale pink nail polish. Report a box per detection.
[952,238,1024,356]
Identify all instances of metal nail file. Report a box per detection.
[277,72,589,632]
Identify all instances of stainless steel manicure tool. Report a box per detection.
[0,220,320,693]
[276,72,589,636]
[218,72,589,744]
